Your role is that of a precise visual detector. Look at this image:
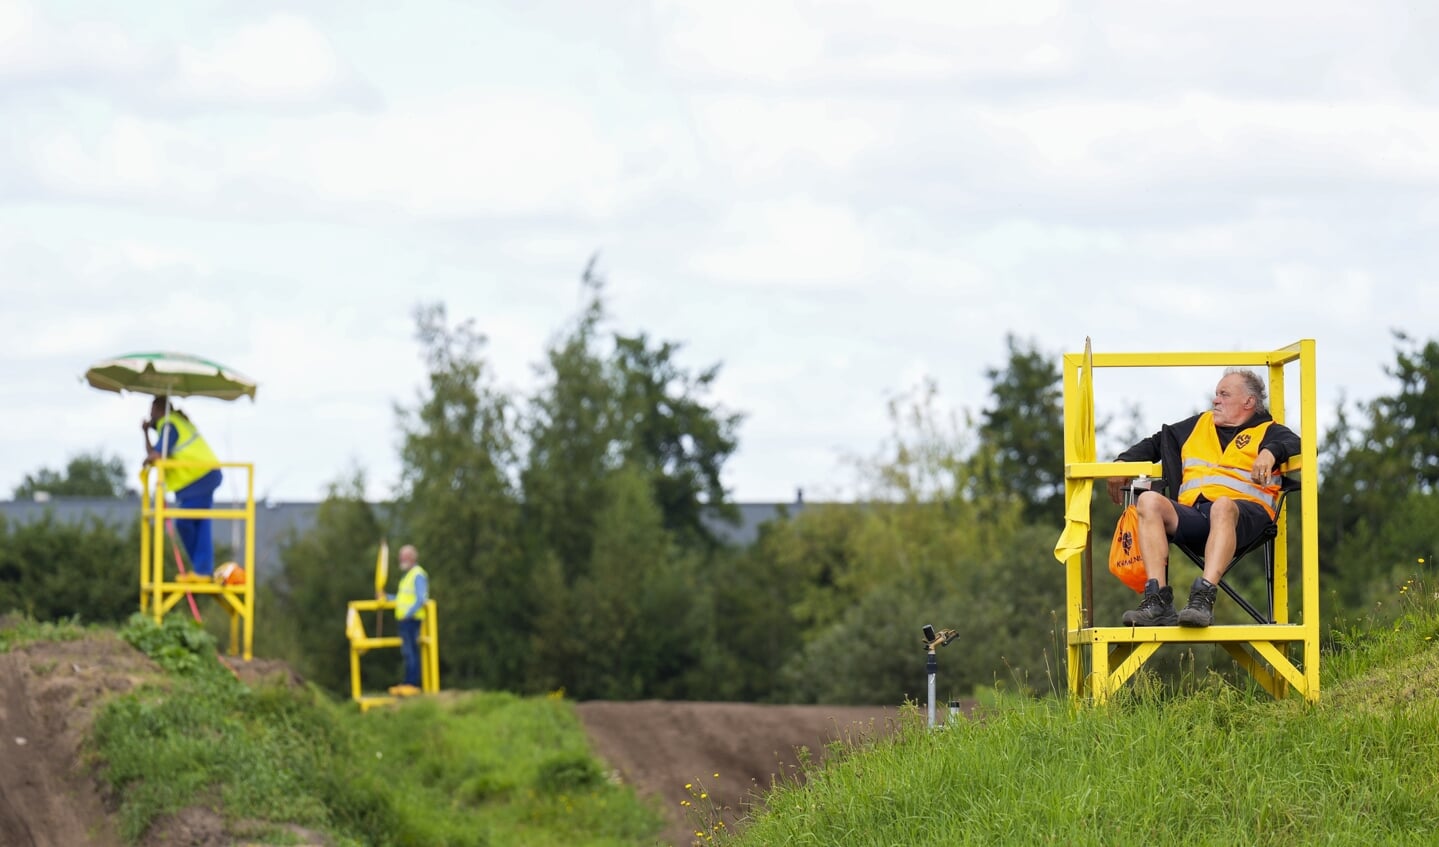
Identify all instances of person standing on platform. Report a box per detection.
[143,396,222,580]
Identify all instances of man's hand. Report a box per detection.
[1251,448,1277,484]
[1106,476,1129,505]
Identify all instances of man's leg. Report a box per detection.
[1135,491,1180,584]
[1122,491,1182,626]
[399,618,422,688]
[176,487,216,576]
[174,518,199,569]
[1199,497,1240,584]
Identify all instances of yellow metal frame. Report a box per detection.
[346,599,441,712]
[139,461,257,660]
[1060,340,1320,703]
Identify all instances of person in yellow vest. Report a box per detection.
[379,544,428,697]
[143,397,223,580]
[1105,369,1300,627]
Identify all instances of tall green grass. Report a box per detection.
[0,612,96,651]
[728,576,1439,847]
[85,614,664,846]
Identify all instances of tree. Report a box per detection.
[0,513,136,623]
[520,263,741,698]
[522,263,741,570]
[1319,332,1439,607]
[394,303,526,691]
[13,451,136,499]
[531,467,713,699]
[611,331,741,548]
[521,269,617,577]
[977,335,1065,525]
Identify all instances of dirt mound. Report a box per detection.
[575,700,924,847]
[0,633,154,847]
[0,633,333,847]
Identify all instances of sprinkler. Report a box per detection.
[921,624,959,729]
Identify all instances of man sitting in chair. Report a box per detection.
[1106,368,1300,627]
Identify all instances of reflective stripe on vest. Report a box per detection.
[1176,412,1280,518]
[396,565,428,621]
[156,413,219,492]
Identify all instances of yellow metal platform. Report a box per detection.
[346,599,440,711]
[1057,340,1320,703]
[139,460,257,660]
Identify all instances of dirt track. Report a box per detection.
[0,636,140,847]
[0,632,940,847]
[576,700,904,846]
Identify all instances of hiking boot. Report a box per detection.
[1122,579,1178,626]
[1179,577,1218,627]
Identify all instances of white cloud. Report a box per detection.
[0,2,368,111]
[0,0,155,81]
[689,197,872,287]
[653,0,1074,84]
[283,96,627,219]
[688,95,888,179]
[166,13,363,108]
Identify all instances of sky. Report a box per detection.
[3,0,1437,505]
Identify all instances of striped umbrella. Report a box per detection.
[84,351,257,400]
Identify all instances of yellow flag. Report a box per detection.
[374,539,389,596]
[1053,338,1095,563]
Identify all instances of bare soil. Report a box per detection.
[0,633,147,847]
[575,700,911,847]
[0,629,956,847]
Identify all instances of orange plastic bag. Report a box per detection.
[1109,504,1147,593]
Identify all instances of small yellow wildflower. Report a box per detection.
[700,792,708,799]
[685,783,692,790]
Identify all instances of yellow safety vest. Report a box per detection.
[1177,412,1281,519]
[395,565,428,621]
[155,413,219,492]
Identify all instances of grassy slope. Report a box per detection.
[727,579,1439,847]
[2,614,665,847]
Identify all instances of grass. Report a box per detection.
[724,575,1439,847]
[81,614,665,846]
[0,612,96,652]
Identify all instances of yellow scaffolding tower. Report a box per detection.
[139,460,257,660]
[346,599,441,712]
[1058,340,1320,703]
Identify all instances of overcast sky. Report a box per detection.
[3,0,1436,505]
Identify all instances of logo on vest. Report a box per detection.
[1235,434,1251,449]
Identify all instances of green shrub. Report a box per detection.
[535,751,604,794]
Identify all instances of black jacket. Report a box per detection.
[1116,412,1300,501]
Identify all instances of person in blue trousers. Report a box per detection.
[143,396,222,579]
[380,544,428,696]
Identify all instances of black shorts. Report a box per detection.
[1172,497,1274,552]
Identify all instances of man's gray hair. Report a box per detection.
[1224,367,1268,413]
